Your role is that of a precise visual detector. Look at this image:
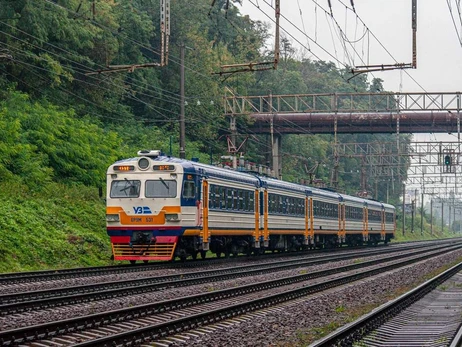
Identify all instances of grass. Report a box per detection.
[0,181,114,273]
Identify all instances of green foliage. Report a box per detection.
[0,90,120,187]
[0,182,110,272]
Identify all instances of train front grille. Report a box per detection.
[112,242,177,261]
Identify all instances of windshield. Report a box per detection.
[110,179,141,198]
[146,179,177,198]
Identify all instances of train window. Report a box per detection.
[182,181,195,199]
[220,187,226,209]
[209,185,217,209]
[238,190,244,210]
[213,185,219,208]
[368,209,381,221]
[226,189,233,209]
[249,192,254,212]
[386,212,394,222]
[145,180,177,198]
[208,184,214,208]
[233,190,238,210]
[110,180,141,198]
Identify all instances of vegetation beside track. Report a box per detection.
[0,181,111,272]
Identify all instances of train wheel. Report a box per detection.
[216,252,221,258]
[191,252,198,260]
[200,250,207,259]
[143,260,149,264]
[130,260,136,265]
[180,255,187,262]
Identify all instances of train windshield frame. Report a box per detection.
[110,180,141,198]
[145,179,177,198]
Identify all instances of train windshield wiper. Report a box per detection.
[159,177,169,190]
[120,178,136,193]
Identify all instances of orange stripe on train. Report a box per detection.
[106,206,181,225]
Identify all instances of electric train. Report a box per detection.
[106,150,395,262]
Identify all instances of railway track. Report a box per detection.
[1,242,461,346]
[0,241,454,315]
[0,239,448,286]
[310,259,462,346]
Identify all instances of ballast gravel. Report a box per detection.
[1,249,417,331]
[168,249,462,347]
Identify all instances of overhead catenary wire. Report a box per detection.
[0,21,188,106]
[0,28,296,167]
[0,38,182,121]
[0,0,416,181]
[246,0,383,92]
[335,0,430,93]
[447,0,462,46]
[0,35,311,164]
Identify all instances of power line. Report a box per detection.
[447,0,462,46]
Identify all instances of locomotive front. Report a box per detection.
[106,150,193,263]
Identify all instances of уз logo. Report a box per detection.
[133,206,152,214]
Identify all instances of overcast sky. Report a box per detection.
[238,0,462,143]
[238,0,462,93]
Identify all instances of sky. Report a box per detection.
[238,0,462,144]
[238,0,462,94]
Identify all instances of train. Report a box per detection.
[106,150,396,263]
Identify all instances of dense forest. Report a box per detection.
[0,0,409,203]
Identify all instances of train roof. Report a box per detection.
[137,155,261,187]
[260,176,311,194]
[110,153,395,210]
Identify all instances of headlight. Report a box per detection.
[106,214,120,222]
[165,213,180,222]
[138,157,150,170]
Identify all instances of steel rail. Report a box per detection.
[1,244,460,346]
[71,245,462,347]
[0,242,436,314]
[310,261,462,347]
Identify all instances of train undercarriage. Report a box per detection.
[171,233,394,261]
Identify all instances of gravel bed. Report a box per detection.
[167,249,462,347]
[0,247,402,295]
[0,249,415,331]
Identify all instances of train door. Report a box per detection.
[337,196,346,243]
[363,202,368,242]
[253,186,260,248]
[199,176,209,251]
[304,191,311,245]
[261,187,269,247]
[381,205,386,241]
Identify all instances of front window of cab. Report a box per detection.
[110,180,141,198]
[146,179,177,198]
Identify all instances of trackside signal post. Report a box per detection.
[442,149,456,173]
